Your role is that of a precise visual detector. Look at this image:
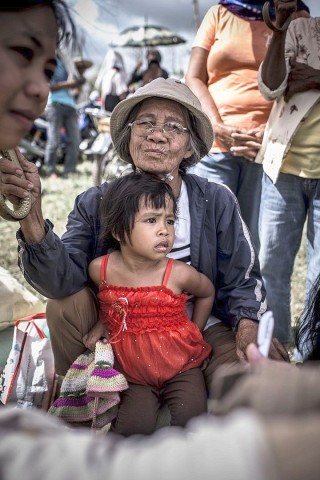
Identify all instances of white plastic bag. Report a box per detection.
[0,313,55,410]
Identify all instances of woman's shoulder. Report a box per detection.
[184,173,237,199]
[75,183,110,212]
[202,4,237,23]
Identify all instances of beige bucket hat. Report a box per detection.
[110,77,213,163]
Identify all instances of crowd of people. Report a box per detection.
[0,0,320,477]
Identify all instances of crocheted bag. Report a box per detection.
[48,339,128,430]
[86,339,128,397]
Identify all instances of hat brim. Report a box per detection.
[110,78,213,164]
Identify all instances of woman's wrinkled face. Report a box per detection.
[0,6,57,149]
[129,98,193,177]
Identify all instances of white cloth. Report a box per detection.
[256,17,320,183]
[0,408,277,480]
[0,267,45,331]
[95,50,127,101]
[167,180,191,263]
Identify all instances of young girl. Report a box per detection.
[85,172,215,436]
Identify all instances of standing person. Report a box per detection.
[84,172,214,435]
[95,50,128,113]
[0,78,289,392]
[257,0,320,346]
[128,49,168,91]
[44,49,84,179]
[185,0,309,250]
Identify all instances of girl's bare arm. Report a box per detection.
[174,262,215,331]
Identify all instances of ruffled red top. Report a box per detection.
[98,255,212,387]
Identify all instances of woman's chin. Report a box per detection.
[0,129,25,151]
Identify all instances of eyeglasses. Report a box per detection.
[128,120,189,137]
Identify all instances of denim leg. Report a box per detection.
[63,106,80,174]
[304,179,320,297]
[259,173,307,344]
[44,104,63,175]
[190,153,262,250]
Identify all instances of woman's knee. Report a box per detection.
[46,287,98,333]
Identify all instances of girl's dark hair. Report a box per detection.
[99,172,177,249]
[113,102,207,172]
[295,273,320,361]
[0,1,77,48]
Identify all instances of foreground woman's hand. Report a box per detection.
[0,148,41,209]
[83,320,108,351]
[236,319,290,362]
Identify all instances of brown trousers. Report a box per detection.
[111,368,208,436]
[46,288,239,393]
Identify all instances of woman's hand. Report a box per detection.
[274,0,297,28]
[213,123,247,151]
[83,320,109,351]
[0,148,41,209]
[285,59,320,100]
[236,319,290,362]
[230,128,264,161]
[215,123,264,160]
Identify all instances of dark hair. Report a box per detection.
[148,59,160,67]
[0,0,77,48]
[147,49,161,63]
[99,172,177,249]
[295,273,320,361]
[113,102,207,172]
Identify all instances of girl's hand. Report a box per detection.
[83,320,108,351]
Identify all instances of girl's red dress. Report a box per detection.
[98,255,212,387]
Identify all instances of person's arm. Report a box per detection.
[185,47,227,141]
[128,60,143,86]
[50,77,85,92]
[0,149,46,243]
[174,262,215,331]
[16,179,105,299]
[260,0,296,90]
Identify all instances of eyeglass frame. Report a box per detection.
[128,119,189,137]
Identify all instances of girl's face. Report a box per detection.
[0,6,57,150]
[124,196,175,261]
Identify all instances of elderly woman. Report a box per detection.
[0,78,288,390]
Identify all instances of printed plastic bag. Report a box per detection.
[0,313,55,410]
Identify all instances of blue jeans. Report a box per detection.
[190,152,262,250]
[259,172,320,344]
[45,103,80,175]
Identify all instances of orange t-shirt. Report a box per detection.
[193,5,273,152]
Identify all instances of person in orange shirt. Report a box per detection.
[185,0,309,251]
